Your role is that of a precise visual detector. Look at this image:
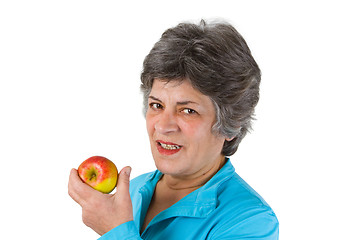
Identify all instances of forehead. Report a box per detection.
[150,79,209,103]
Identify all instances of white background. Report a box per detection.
[1,1,359,239]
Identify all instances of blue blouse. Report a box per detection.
[99,159,279,239]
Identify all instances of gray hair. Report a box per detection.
[140,19,261,156]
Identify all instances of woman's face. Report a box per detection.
[146,79,226,179]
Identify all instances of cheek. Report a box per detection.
[179,118,212,140]
[145,114,155,133]
[182,120,224,150]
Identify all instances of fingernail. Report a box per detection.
[123,167,131,176]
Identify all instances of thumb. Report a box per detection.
[116,166,132,192]
[114,166,134,223]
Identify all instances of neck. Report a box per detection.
[162,156,226,191]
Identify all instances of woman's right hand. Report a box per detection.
[68,166,134,236]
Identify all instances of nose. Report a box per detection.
[154,110,179,135]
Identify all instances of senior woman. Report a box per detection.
[68,20,279,239]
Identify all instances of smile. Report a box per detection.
[156,141,182,155]
[159,142,181,150]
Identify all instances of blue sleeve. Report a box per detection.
[209,207,279,240]
[98,221,142,240]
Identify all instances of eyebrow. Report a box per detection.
[148,96,199,106]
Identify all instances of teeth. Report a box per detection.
[159,142,181,150]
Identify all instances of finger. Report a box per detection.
[68,168,84,205]
[116,166,131,194]
[68,168,97,206]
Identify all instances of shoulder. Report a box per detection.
[210,173,279,239]
[220,173,272,208]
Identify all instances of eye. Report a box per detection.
[182,108,197,115]
[149,102,163,110]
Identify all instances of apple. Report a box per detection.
[78,156,118,194]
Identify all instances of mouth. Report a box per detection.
[156,140,182,155]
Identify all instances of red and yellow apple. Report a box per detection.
[78,156,118,194]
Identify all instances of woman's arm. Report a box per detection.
[98,221,142,240]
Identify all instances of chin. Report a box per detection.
[150,143,190,175]
[153,155,185,176]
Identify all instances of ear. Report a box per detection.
[225,136,235,141]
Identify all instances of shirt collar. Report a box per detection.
[194,158,235,207]
[141,158,235,220]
